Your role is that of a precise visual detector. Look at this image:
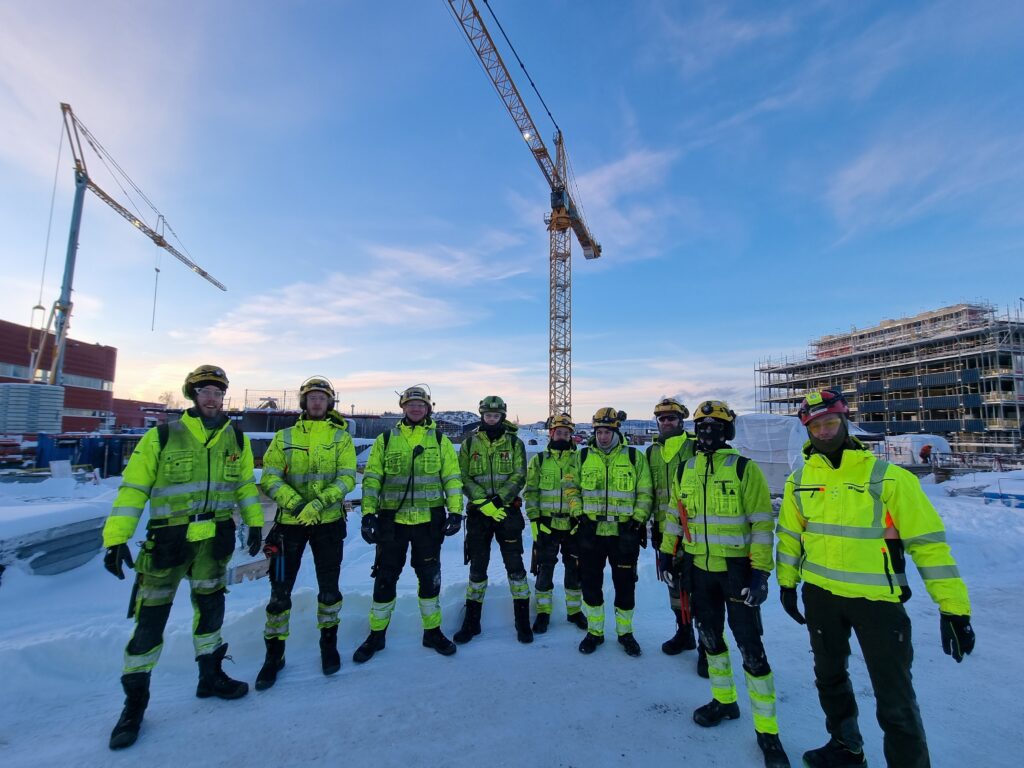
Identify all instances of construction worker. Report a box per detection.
[353,385,463,662]
[672,400,790,768]
[647,397,706,677]
[777,389,974,768]
[101,365,264,750]
[255,377,357,690]
[575,408,653,656]
[453,395,531,644]
[524,413,586,634]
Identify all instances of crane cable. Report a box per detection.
[37,118,65,310]
[481,0,561,137]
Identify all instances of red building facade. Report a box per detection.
[0,318,117,432]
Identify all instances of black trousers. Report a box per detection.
[578,528,639,610]
[803,583,929,768]
[266,519,345,615]
[691,564,770,676]
[465,503,527,582]
[534,528,581,594]
[372,520,442,602]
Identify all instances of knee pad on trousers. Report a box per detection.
[193,588,225,635]
[127,603,172,655]
[415,563,441,598]
[698,624,728,655]
[267,583,292,615]
[740,645,771,677]
[319,588,342,606]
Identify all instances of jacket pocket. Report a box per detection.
[162,450,193,483]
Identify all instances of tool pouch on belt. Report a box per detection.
[886,538,912,603]
[429,506,445,542]
[501,497,526,534]
[676,551,695,594]
[725,556,753,601]
[147,525,189,569]
[212,518,237,560]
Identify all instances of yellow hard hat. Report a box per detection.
[181,364,228,401]
[654,397,689,420]
[592,407,626,430]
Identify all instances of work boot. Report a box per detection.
[532,612,551,634]
[513,599,534,644]
[692,699,740,728]
[352,629,386,664]
[662,615,697,655]
[802,738,867,767]
[578,632,604,654]
[756,732,792,768]
[422,627,457,656]
[567,611,588,630]
[453,600,482,644]
[697,645,709,678]
[320,625,341,676]
[617,633,642,657]
[196,644,249,700]
[255,638,286,691]
[108,672,150,750]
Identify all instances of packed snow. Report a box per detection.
[0,471,1019,767]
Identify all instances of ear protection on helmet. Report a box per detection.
[181,364,229,401]
[299,376,336,411]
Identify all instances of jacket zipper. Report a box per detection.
[702,453,713,573]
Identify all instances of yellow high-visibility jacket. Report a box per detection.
[103,411,263,547]
[776,444,970,614]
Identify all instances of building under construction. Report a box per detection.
[757,303,1024,453]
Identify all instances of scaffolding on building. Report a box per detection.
[756,303,1024,453]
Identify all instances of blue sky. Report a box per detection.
[2,0,1022,422]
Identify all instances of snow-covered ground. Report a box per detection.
[0,474,1019,767]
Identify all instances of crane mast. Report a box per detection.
[28,103,226,386]
[446,0,601,418]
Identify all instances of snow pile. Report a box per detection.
[0,477,1017,766]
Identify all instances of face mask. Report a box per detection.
[695,419,728,453]
[548,439,572,451]
[808,417,849,456]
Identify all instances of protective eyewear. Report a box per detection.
[807,413,843,437]
[195,386,225,400]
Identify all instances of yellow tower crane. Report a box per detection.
[446,0,601,419]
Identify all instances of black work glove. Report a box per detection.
[742,569,770,607]
[361,514,379,545]
[488,495,504,509]
[658,551,675,587]
[103,544,135,580]
[246,526,263,557]
[443,513,463,537]
[940,613,975,662]
[779,586,806,625]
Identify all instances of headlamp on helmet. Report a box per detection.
[398,385,434,412]
[797,388,849,426]
[182,364,229,401]
[654,397,689,421]
[299,376,336,411]
[693,400,736,441]
[592,407,626,431]
[478,395,507,416]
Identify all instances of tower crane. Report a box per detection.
[446,0,601,419]
[28,103,226,386]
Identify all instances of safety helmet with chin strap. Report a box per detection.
[181,364,229,401]
[693,400,736,441]
[478,395,507,416]
[654,397,689,420]
[299,376,336,411]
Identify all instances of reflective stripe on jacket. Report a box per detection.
[524,448,580,531]
[578,441,653,537]
[103,411,263,547]
[361,419,463,524]
[776,445,970,614]
[260,413,357,525]
[665,449,774,574]
[459,424,527,505]
[647,433,695,536]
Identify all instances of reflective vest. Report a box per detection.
[361,420,463,524]
[103,412,263,547]
[578,442,653,537]
[459,426,527,504]
[667,449,774,573]
[524,448,580,531]
[646,433,695,536]
[260,414,357,525]
[777,447,970,613]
